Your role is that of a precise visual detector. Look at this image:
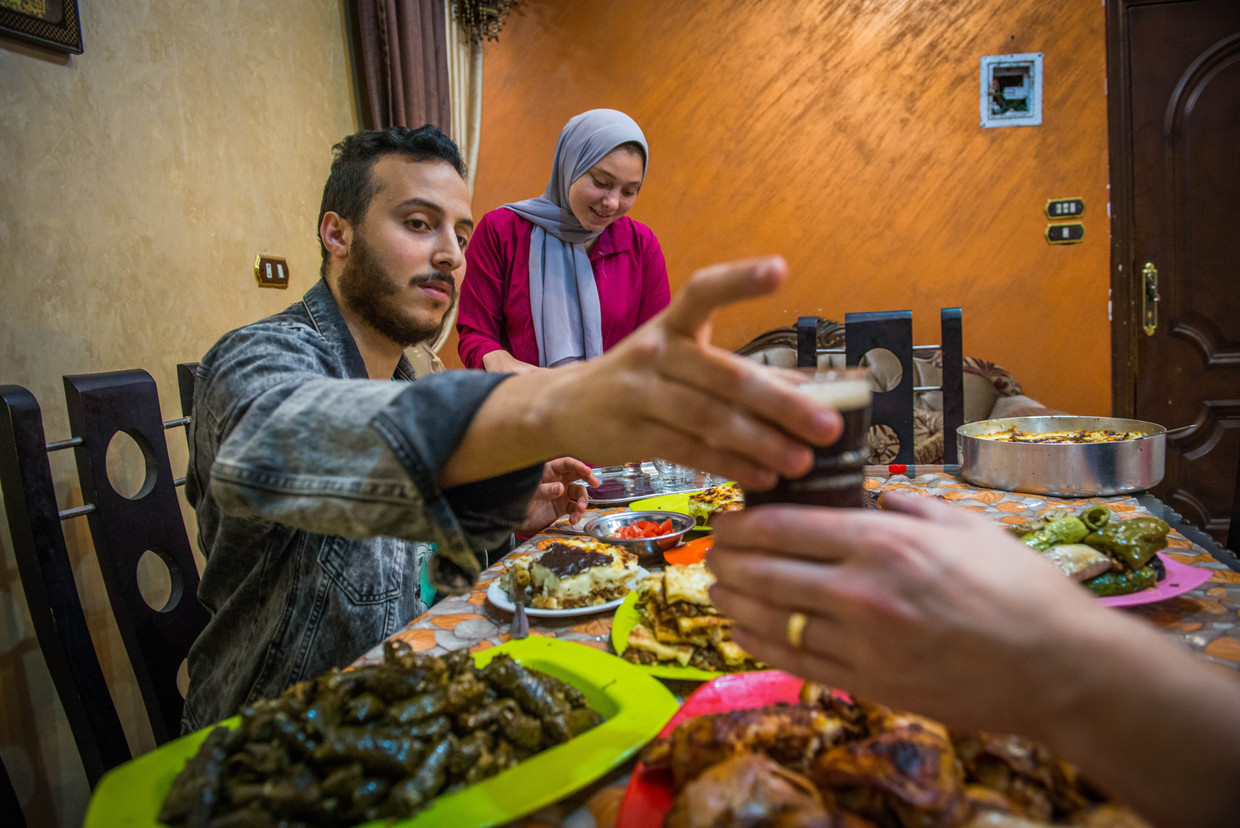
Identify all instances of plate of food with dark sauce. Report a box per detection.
[489,537,649,617]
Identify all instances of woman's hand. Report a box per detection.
[706,491,1107,735]
[515,457,597,534]
[481,350,544,374]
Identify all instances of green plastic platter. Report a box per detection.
[610,592,767,682]
[84,637,679,828]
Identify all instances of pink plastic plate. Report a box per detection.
[616,671,805,828]
[1098,552,1213,607]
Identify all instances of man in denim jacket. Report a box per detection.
[183,126,842,731]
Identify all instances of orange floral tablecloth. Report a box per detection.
[351,472,1240,827]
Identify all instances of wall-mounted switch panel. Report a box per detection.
[1045,223,1084,244]
[980,52,1043,128]
[1045,198,1085,219]
[254,255,289,288]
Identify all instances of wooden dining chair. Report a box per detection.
[796,308,964,466]
[176,362,198,419]
[61,369,210,745]
[0,384,134,787]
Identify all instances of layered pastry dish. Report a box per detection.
[502,537,640,610]
[976,427,1145,443]
[686,481,745,527]
[622,563,763,672]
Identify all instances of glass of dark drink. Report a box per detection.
[744,367,873,508]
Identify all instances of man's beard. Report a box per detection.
[336,233,457,348]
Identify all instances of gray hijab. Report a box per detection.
[502,109,648,367]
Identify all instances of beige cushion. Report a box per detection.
[909,355,1000,424]
[744,347,1000,425]
[737,338,1066,463]
[747,347,798,368]
[989,394,1066,420]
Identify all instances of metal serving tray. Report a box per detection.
[957,415,1165,497]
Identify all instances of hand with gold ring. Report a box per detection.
[707,492,1106,730]
[706,491,1240,828]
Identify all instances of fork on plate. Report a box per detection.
[506,571,529,639]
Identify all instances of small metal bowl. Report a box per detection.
[584,510,695,566]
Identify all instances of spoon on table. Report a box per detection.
[538,524,590,537]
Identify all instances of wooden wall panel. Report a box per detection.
[446,0,1110,416]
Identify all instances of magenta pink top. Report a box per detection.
[456,208,670,369]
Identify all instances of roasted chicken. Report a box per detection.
[644,702,855,788]
[649,683,1152,828]
[666,752,875,828]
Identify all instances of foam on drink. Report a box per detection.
[795,376,871,412]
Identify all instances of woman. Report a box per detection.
[456,109,670,372]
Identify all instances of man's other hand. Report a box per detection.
[516,457,598,535]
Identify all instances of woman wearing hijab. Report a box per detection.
[456,109,670,372]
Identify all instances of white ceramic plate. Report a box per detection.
[486,568,649,617]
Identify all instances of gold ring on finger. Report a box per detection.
[786,611,809,650]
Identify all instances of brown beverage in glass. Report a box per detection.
[744,368,872,508]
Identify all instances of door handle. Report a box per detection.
[1142,262,1160,336]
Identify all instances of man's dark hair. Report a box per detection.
[318,125,467,274]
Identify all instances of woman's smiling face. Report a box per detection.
[567,145,645,233]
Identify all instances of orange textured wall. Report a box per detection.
[443,0,1111,416]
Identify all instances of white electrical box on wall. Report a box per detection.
[980,52,1043,128]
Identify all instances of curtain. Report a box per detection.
[352,0,486,353]
[436,1,485,351]
[445,0,483,194]
[354,0,452,132]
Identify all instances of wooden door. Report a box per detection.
[1109,0,1240,541]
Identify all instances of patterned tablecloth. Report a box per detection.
[351,471,1240,827]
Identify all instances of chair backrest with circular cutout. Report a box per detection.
[795,309,964,466]
[0,384,133,786]
[63,369,209,744]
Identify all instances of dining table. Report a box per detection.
[349,465,1240,828]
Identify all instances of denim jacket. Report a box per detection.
[182,280,542,731]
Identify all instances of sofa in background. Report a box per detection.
[736,322,1063,465]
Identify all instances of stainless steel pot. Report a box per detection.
[957,416,1166,496]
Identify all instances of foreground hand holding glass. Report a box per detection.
[742,367,872,508]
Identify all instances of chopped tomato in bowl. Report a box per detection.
[612,518,676,539]
[584,510,696,566]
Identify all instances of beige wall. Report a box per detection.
[0,1,358,824]
[442,0,1112,418]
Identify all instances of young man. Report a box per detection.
[183,126,840,730]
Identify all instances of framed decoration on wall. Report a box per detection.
[0,0,83,54]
